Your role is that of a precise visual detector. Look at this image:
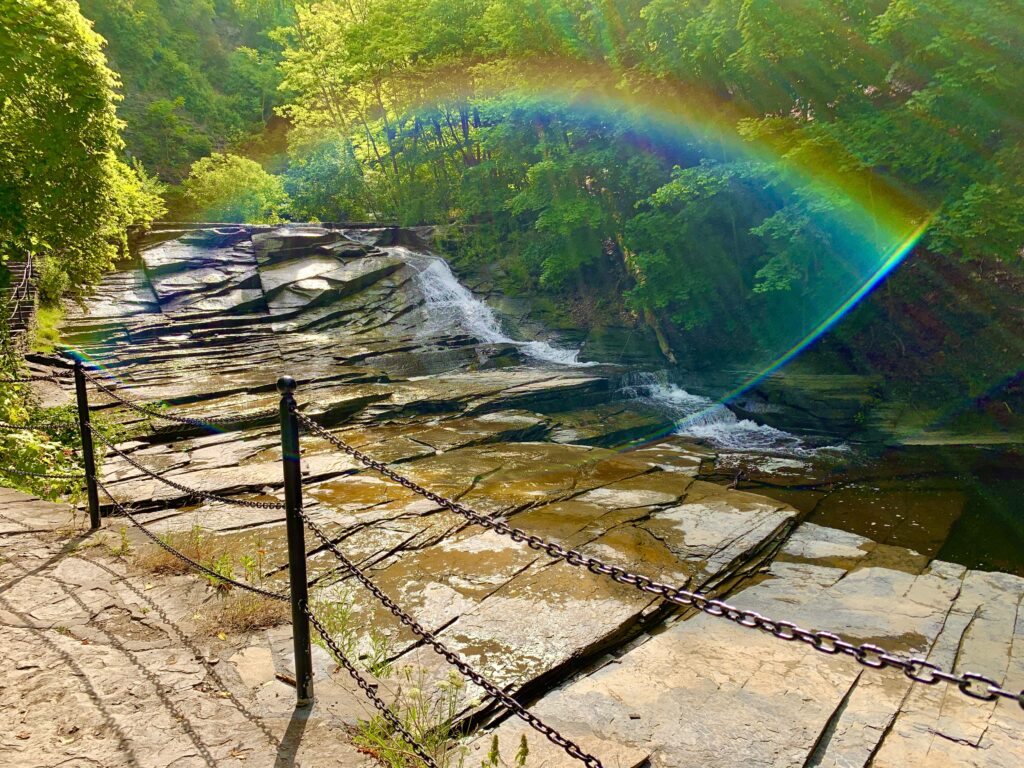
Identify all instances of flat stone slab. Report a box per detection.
[300,444,793,709]
[474,521,1024,767]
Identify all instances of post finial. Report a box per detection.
[277,375,297,395]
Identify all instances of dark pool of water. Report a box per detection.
[704,444,1024,577]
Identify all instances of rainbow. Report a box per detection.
[82,57,938,451]
[387,60,932,450]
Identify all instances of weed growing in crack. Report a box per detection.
[135,527,287,633]
[367,626,394,678]
[479,734,529,768]
[310,589,396,677]
[108,525,131,557]
[353,668,470,768]
[134,525,212,575]
[311,591,359,662]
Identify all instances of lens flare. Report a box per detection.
[379,60,932,452]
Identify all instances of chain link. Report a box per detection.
[84,371,276,428]
[95,478,287,601]
[90,426,286,510]
[304,606,440,768]
[0,372,73,383]
[293,409,1024,712]
[0,466,85,480]
[0,421,41,433]
[300,509,604,768]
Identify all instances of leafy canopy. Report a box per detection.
[183,153,290,223]
[0,0,165,302]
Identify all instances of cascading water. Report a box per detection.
[389,246,592,367]
[622,372,828,455]
[379,240,828,454]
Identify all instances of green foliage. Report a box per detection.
[0,333,119,503]
[0,0,166,303]
[310,591,359,663]
[284,135,368,221]
[265,0,1022,344]
[479,734,530,768]
[13,0,1022,363]
[31,304,65,354]
[310,589,394,676]
[183,153,290,222]
[78,0,289,181]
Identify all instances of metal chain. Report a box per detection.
[89,426,286,510]
[0,466,84,480]
[95,478,287,601]
[0,422,47,433]
[300,509,604,768]
[294,409,1024,711]
[84,371,276,428]
[0,372,73,383]
[305,606,440,768]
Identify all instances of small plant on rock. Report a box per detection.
[480,734,529,768]
[109,525,131,557]
[311,591,359,662]
[134,525,212,575]
[367,627,394,678]
[135,527,288,634]
[354,668,471,768]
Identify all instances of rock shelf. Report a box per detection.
[11,226,1017,767]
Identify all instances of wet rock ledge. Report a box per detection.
[48,226,1024,767]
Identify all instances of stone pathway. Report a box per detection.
[0,486,374,768]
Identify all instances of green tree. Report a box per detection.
[90,0,1022,367]
[284,136,368,221]
[183,153,290,222]
[0,0,165,302]
[79,0,288,180]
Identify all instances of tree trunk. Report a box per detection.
[644,308,678,365]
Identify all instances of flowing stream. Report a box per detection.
[352,232,1023,574]
[384,243,830,455]
[390,246,593,367]
[619,372,827,455]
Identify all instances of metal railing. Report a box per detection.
[2,254,36,345]
[2,361,1022,768]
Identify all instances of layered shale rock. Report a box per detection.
[474,523,1024,767]
[52,226,1022,766]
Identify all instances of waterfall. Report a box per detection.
[391,247,593,367]
[622,371,825,455]
[383,243,830,454]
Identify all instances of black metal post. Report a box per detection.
[278,375,314,706]
[73,360,100,530]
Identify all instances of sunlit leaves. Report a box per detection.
[183,153,290,223]
[0,0,165,302]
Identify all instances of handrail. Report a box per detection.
[290,406,1024,712]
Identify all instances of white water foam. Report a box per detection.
[624,373,827,455]
[394,247,592,367]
